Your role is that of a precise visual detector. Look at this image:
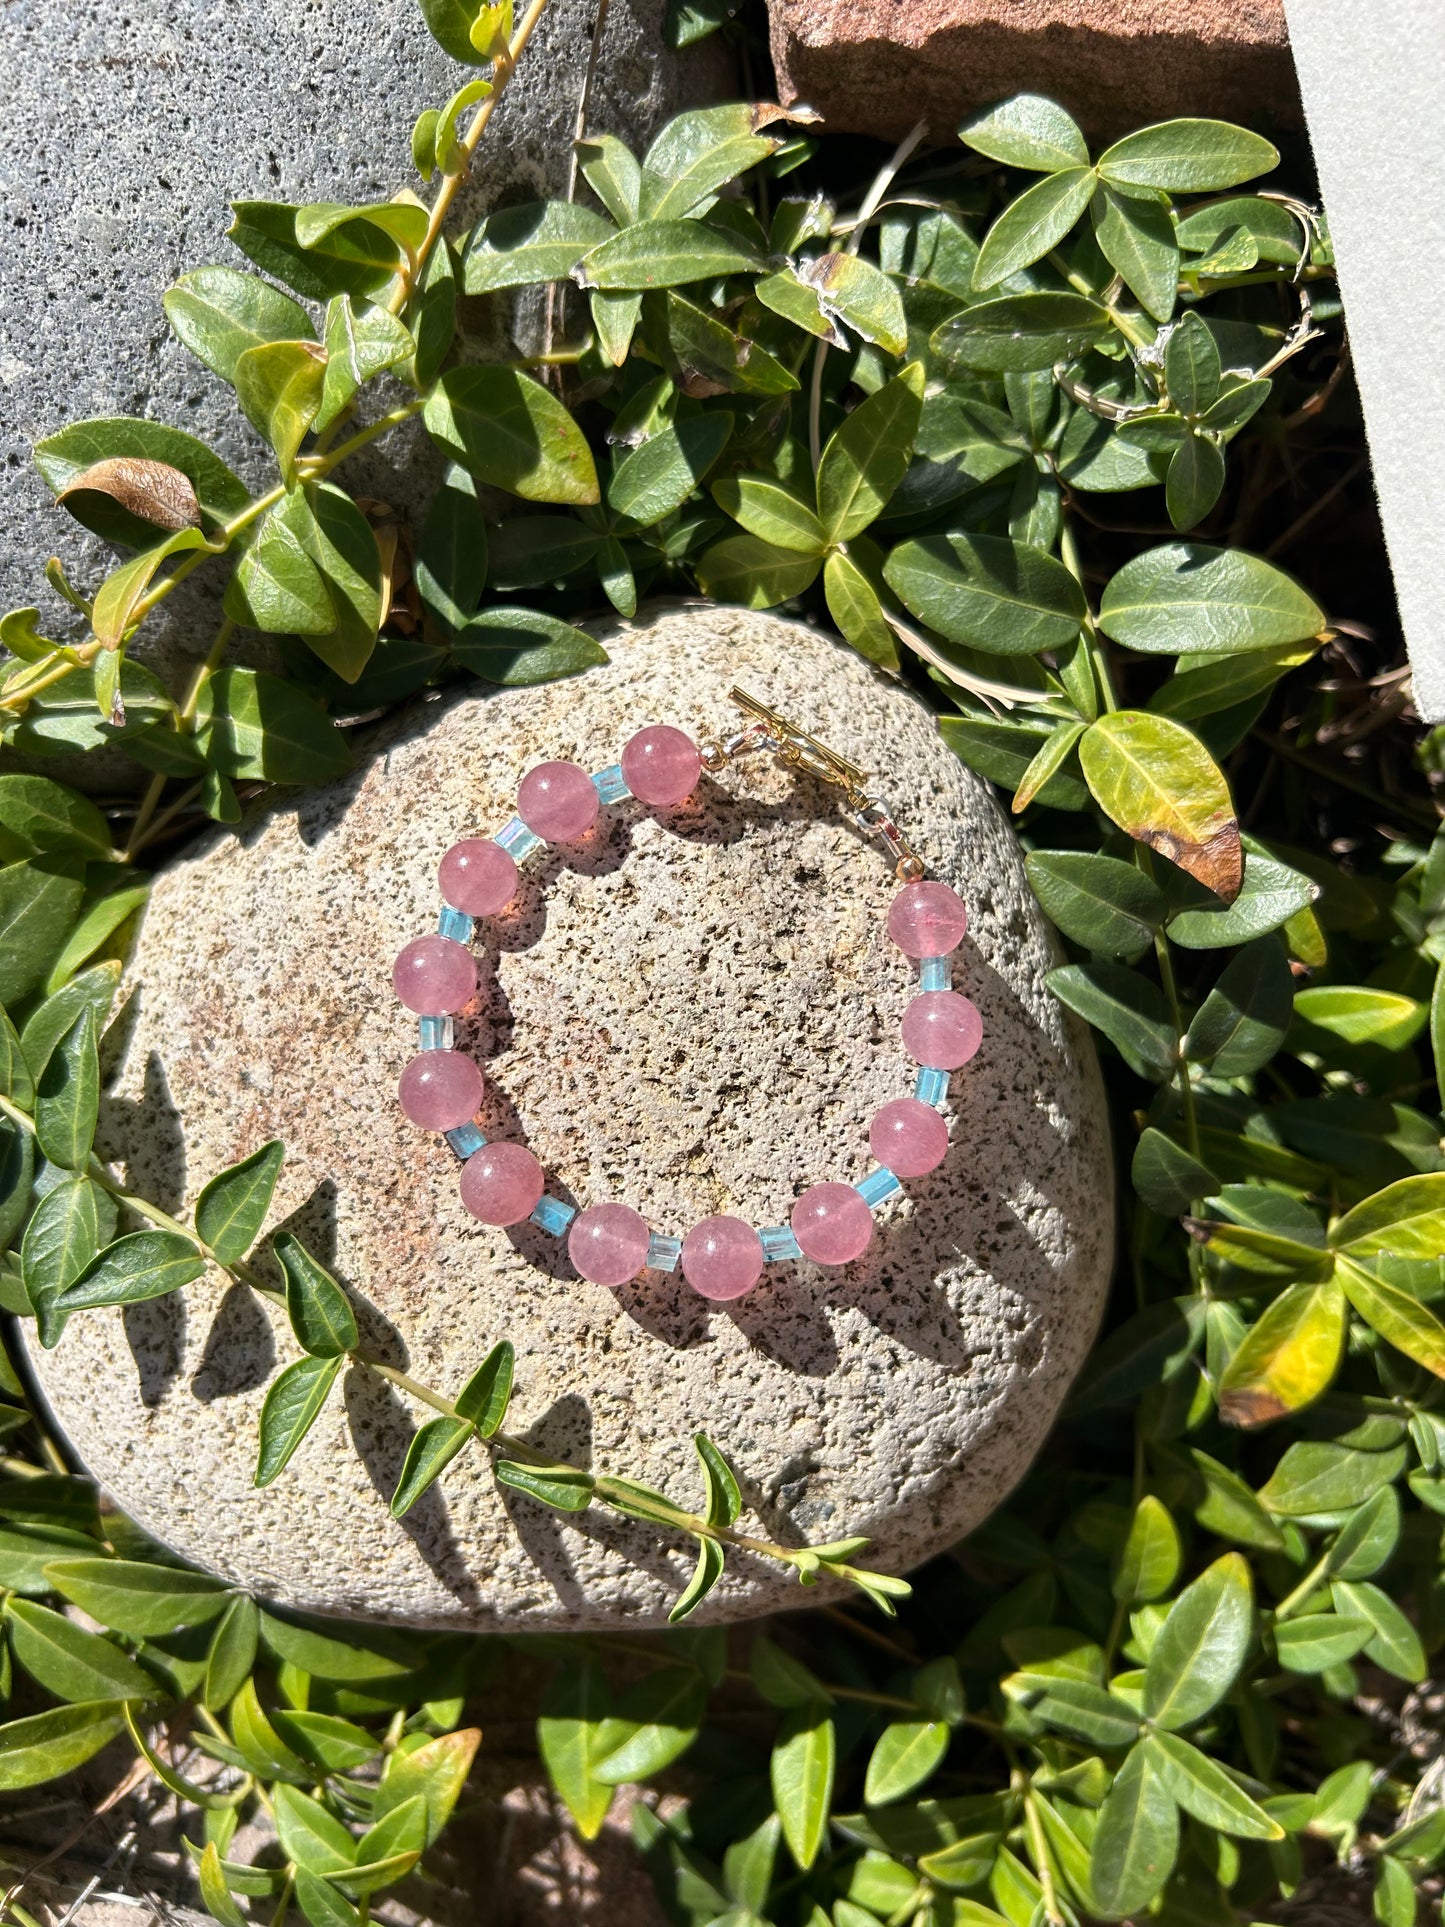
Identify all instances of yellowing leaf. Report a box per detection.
[1217,1278,1346,1427]
[1080,710,1241,901]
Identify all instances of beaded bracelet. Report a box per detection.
[391,688,982,1301]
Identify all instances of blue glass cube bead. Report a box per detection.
[592,764,631,806]
[530,1194,577,1238]
[646,1232,682,1274]
[914,1066,949,1107]
[760,1223,802,1264]
[437,905,474,942]
[856,1166,903,1210]
[418,1015,454,1051]
[445,1122,487,1158]
[920,955,951,992]
[495,815,543,861]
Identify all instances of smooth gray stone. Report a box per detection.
[23,605,1115,1631]
[0,0,724,659]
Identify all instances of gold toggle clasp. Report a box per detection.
[727,687,874,809]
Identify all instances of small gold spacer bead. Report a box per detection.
[896,854,925,883]
[699,741,728,772]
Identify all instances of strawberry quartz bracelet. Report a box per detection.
[391,689,982,1302]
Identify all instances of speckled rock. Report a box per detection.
[0,0,727,639]
[23,606,1114,1630]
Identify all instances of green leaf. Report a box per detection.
[255,1354,344,1487]
[21,1175,104,1349]
[233,340,327,480]
[695,1430,742,1529]
[594,1667,707,1783]
[932,292,1112,374]
[1112,1494,1182,1603]
[453,607,608,685]
[772,1703,835,1870]
[960,95,1090,172]
[91,526,215,648]
[1080,711,1241,901]
[1273,1613,1374,1673]
[609,414,735,528]
[1131,1126,1216,1214]
[824,546,899,669]
[794,251,908,355]
[1294,985,1427,1050]
[390,1416,474,1518]
[654,289,798,395]
[274,1234,357,1358]
[1012,1676,1140,1749]
[0,775,112,859]
[270,1710,379,1775]
[670,1537,725,1622]
[203,1594,260,1710]
[974,168,1095,289]
[1167,849,1317,948]
[751,1636,832,1708]
[1326,1486,1402,1582]
[1024,850,1163,962]
[1011,719,1086,814]
[574,220,761,290]
[0,1700,128,1790]
[753,266,837,339]
[317,296,414,432]
[538,1661,617,1839]
[495,1460,594,1510]
[1144,1552,1253,1729]
[274,1783,357,1876]
[164,266,315,384]
[816,362,924,544]
[415,465,487,638]
[455,1341,514,1435]
[696,533,821,608]
[6,1598,157,1703]
[1164,311,1221,416]
[1092,183,1179,322]
[1330,1579,1426,1682]
[42,1560,231,1638]
[712,476,827,552]
[0,1123,34,1257]
[1336,1254,1445,1381]
[424,367,600,505]
[883,532,1085,656]
[639,105,783,221]
[229,201,402,302]
[34,1008,98,1171]
[1098,119,1279,191]
[1098,542,1325,655]
[485,518,600,591]
[56,1229,205,1313]
[1217,1279,1347,1427]
[194,667,351,784]
[34,418,251,541]
[1332,1174,1445,1257]
[1258,1437,1407,1516]
[198,1840,249,1927]
[346,1792,426,1892]
[941,715,1090,808]
[1185,935,1293,1075]
[195,1141,285,1265]
[43,883,149,998]
[1165,431,1225,530]
[590,287,642,366]
[461,200,615,293]
[416,0,494,63]
[0,858,85,1006]
[225,504,335,636]
[1045,962,1176,1081]
[295,198,428,256]
[576,135,642,225]
[863,1720,950,1805]
[375,1728,480,1843]
[257,1610,411,1681]
[1091,1741,1179,1917]
[1144,1730,1282,1839]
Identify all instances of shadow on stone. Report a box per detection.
[191,1282,276,1402]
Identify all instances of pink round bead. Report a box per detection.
[902,991,983,1069]
[887,881,968,958]
[621,725,701,807]
[398,1051,484,1130]
[569,1202,651,1287]
[791,1182,874,1267]
[439,838,518,917]
[682,1215,764,1301]
[392,935,478,1013]
[459,1141,545,1226]
[517,760,599,842]
[870,1097,949,1177]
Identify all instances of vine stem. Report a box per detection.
[386,0,553,320]
[122,616,238,861]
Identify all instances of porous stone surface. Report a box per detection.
[0,0,726,645]
[769,0,1300,145]
[23,606,1114,1630]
